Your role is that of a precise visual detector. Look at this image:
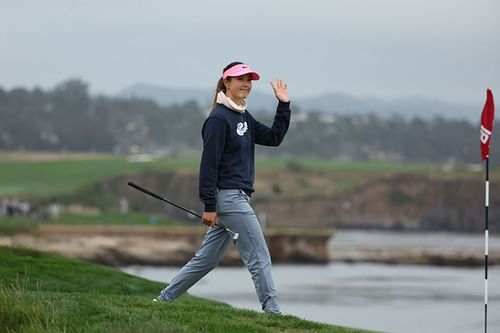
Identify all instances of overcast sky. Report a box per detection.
[1,0,499,104]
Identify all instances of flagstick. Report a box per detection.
[481,88,494,333]
[484,155,489,333]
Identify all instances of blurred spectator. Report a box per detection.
[18,198,30,215]
[49,198,61,219]
[1,197,26,216]
[0,197,48,220]
[119,197,129,215]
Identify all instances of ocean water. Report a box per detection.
[122,231,500,333]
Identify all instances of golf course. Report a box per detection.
[0,152,495,332]
[0,153,383,332]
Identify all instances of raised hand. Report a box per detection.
[270,79,289,103]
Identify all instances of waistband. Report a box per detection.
[217,188,252,197]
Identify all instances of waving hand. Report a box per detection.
[270,79,289,103]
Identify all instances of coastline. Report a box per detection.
[0,224,333,266]
[1,226,498,267]
[329,246,500,266]
[329,229,500,267]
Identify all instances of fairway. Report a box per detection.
[0,152,444,199]
[0,154,200,197]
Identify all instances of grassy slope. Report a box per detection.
[0,153,445,199]
[0,212,185,235]
[0,247,375,333]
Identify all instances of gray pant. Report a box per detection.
[159,189,280,313]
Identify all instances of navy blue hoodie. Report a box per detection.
[199,101,291,212]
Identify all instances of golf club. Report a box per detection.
[127,181,239,243]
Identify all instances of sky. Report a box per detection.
[1,0,499,105]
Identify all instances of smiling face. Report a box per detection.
[224,74,253,105]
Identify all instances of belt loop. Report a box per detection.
[239,189,249,201]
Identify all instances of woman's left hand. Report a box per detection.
[270,79,289,103]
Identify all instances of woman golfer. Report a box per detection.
[156,62,290,314]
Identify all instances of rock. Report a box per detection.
[1,225,333,267]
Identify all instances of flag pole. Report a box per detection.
[484,155,489,333]
[480,88,494,333]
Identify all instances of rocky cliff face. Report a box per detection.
[85,171,496,233]
[0,225,332,266]
[254,174,495,232]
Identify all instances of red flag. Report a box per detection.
[480,89,495,160]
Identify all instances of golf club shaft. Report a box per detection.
[127,182,237,236]
[128,181,202,219]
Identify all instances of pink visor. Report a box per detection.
[222,64,260,80]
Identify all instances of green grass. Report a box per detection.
[41,212,181,226]
[0,152,486,202]
[0,155,200,197]
[255,158,438,173]
[0,153,450,198]
[0,218,38,235]
[0,246,376,333]
[0,212,187,235]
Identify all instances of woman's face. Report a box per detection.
[224,74,252,104]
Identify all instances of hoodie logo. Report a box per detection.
[236,121,248,136]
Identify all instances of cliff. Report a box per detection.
[254,173,495,232]
[0,225,332,266]
[109,171,498,233]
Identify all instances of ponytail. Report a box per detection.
[211,61,244,110]
[211,77,226,109]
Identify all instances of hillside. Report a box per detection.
[0,153,495,233]
[51,156,494,232]
[107,168,499,233]
[0,246,372,333]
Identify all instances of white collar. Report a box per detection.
[217,91,246,113]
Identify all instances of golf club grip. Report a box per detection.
[128,182,165,202]
[127,181,203,219]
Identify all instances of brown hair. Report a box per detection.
[211,61,243,109]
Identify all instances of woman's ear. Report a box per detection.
[223,78,231,89]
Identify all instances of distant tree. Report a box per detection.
[0,78,489,164]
